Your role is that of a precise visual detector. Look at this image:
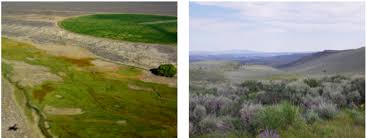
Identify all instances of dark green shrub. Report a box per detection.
[322,75,348,83]
[151,64,176,77]
[254,102,303,130]
[241,80,263,92]
[304,78,321,88]
[350,78,365,105]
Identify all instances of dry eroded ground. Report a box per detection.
[2,2,177,69]
[2,79,44,138]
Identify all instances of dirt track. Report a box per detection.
[2,2,177,69]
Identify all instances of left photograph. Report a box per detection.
[2,2,177,137]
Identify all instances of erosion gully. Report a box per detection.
[5,76,53,138]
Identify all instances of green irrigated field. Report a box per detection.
[2,38,177,137]
[59,14,177,44]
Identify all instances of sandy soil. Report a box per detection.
[43,106,84,115]
[3,60,62,87]
[89,59,120,72]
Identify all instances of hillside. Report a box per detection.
[281,47,365,75]
[190,50,312,67]
[190,60,286,82]
[239,53,313,67]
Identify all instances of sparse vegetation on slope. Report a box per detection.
[60,14,177,44]
[281,47,365,74]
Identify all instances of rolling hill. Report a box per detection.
[190,50,312,67]
[280,47,365,75]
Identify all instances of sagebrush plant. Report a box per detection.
[193,105,207,122]
[190,75,365,137]
[304,110,321,124]
[304,78,322,88]
[198,115,221,133]
[311,102,338,119]
[240,103,263,131]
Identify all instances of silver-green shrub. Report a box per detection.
[311,102,338,119]
[304,110,321,124]
[193,105,207,121]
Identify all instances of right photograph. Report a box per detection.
[189,2,365,138]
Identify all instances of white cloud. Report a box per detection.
[190,18,253,32]
[193,2,365,32]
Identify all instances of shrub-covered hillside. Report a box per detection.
[190,75,365,137]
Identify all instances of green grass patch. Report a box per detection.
[281,110,365,138]
[193,110,365,138]
[116,66,142,76]
[59,14,177,44]
[2,37,177,137]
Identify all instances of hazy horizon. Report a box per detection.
[190,2,365,52]
[189,46,365,53]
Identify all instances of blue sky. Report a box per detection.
[190,2,365,52]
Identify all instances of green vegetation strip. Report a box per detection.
[59,14,177,44]
[2,37,177,137]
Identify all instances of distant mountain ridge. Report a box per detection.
[281,47,365,74]
[190,50,313,67]
[278,50,342,68]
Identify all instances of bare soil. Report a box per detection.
[140,70,177,87]
[43,105,84,115]
[3,60,62,87]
